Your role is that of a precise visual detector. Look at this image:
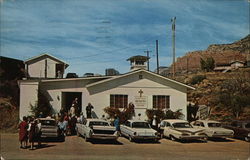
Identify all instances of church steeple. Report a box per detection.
[127,55,150,71]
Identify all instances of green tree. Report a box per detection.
[30,90,53,117]
[104,103,135,124]
[200,57,215,72]
[216,72,250,118]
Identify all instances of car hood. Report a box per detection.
[173,128,204,133]
[208,127,233,133]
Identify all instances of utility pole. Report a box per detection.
[144,50,151,71]
[156,40,159,74]
[45,58,47,78]
[171,17,176,78]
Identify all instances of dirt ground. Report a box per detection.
[0,134,249,160]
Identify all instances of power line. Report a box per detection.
[64,36,158,60]
[144,50,152,71]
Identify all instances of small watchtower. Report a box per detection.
[127,55,150,71]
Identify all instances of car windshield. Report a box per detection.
[89,121,109,127]
[244,123,250,128]
[208,123,221,127]
[41,120,56,126]
[132,122,150,128]
[172,122,192,128]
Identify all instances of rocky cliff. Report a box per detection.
[172,34,250,73]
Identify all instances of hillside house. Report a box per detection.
[24,53,69,79]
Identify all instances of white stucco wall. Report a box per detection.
[19,81,39,120]
[27,58,58,78]
[19,71,189,121]
[87,78,187,120]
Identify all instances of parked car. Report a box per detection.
[191,120,234,139]
[38,118,62,140]
[159,119,207,142]
[224,120,250,142]
[120,120,159,142]
[76,119,118,141]
[66,72,78,78]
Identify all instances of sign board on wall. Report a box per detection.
[134,96,148,108]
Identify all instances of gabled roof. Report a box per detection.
[86,69,195,90]
[24,53,69,68]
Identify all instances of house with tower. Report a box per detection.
[19,54,194,120]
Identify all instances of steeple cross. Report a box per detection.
[138,89,143,97]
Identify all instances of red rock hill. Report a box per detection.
[171,35,250,73]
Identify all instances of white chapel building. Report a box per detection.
[19,54,194,120]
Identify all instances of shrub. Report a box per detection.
[200,57,215,72]
[190,75,206,85]
[146,109,165,123]
[104,103,135,124]
[30,90,53,118]
[146,108,184,123]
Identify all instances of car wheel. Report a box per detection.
[245,136,250,142]
[160,133,164,139]
[170,135,176,141]
[84,134,88,142]
[77,130,80,137]
[129,136,133,142]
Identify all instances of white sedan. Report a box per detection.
[191,120,234,138]
[120,120,159,142]
[159,119,207,142]
[76,119,118,141]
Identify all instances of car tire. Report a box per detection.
[170,135,176,141]
[84,134,88,142]
[77,130,80,137]
[245,136,250,142]
[160,133,164,139]
[129,136,133,142]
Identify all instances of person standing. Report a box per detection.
[58,117,66,137]
[86,103,94,118]
[69,105,75,117]
[36,119,42,148]
[152,115,158,131]
[114,115,120,136]
[18,116,28,149]
[72,98,79,116]
[28,118,37,150]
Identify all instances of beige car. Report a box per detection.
[191,120,234,139]
[159,119,207,142]
[120,120,159,142]
[38,118,62,140]
[76,119,118,142]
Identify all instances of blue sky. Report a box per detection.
[0,0,249,75]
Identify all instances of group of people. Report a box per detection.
[68,98,94,119]
[18,116,42,150]
[57,101,95,136]
[18,100,97,150]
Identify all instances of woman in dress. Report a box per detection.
[18,116,28,149]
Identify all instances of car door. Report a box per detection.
[163,122,172,137]
[237,123,247,139]
[121,121,131,137]
[81,120,89,137]
[230,121,240,138]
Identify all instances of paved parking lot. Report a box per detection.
[1,134,249,160]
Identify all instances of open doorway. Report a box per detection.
[61,92,82,115]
